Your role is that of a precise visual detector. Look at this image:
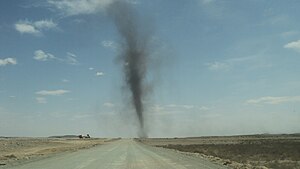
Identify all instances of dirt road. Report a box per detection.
[4,139,228,169]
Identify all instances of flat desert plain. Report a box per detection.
[139,134,300,169]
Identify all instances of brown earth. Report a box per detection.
[139,134,300,169]
[0,137,114,167]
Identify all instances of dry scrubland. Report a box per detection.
[0,137,116,167]
[139,134,300,169]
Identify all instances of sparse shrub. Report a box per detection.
[4,154,17,159]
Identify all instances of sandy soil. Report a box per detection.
[139,134,300,169]
[0,137,113,167]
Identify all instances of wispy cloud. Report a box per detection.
[199,0,214,5]
[102,40,116,49]
[206,52,272,71]
[0,58,17,66]
[269,15,291,25]
[34,50,56,61]
[151,104,209,115]
[34,20,57,29]
[70,113,93,120]
[65,52,78,65]
[280,31,299,38]
[166,104,195,109]
[206,62,229,71]
[36,97,47,104]
[15,19,57,35]
[36,89,70,96]
[47,0,114,16]
[206,56,253,71]
[89,67,94,70]
[103,102,114,108]
[284,40,300,52]
[33,50,79,65]
[246,96,300,105]
[166,104,209,111]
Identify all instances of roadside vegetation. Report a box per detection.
[0,137,109,167]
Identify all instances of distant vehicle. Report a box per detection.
[78,134,91,139]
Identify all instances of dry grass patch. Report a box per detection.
[0,138,107,166]
[141,134,300,169]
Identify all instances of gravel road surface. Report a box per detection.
[5,139,229,169]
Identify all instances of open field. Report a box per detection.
[1,135,299,169]
[139,134,300,169]
[0,137,113,167]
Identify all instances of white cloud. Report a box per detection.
[199,0,214,4]
[47,0,114,16]
[0,58,17,66]
[36,89,70,96]
[15,20,57,35]
[36,97,47,104]
[89,67,94,70]
[96,72,104,76]
[62,79,69,83]
[284,40,300,52]
[206,62,229,71]
[15,22,40,35]
[103,102,114,108]
[34,50,55,61]
[165,104,209,110]
[246,96,300,105]
[34,20,57,29]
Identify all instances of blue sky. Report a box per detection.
[0,0,299,137]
